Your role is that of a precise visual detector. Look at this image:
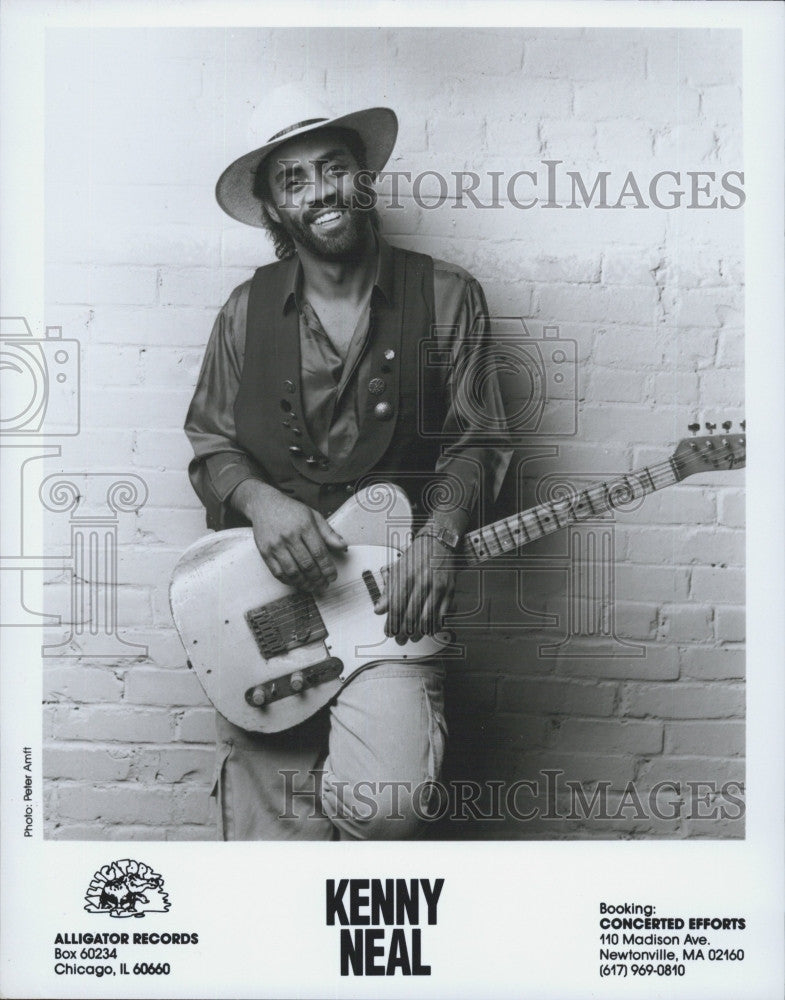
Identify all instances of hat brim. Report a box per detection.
[215,106,398,228]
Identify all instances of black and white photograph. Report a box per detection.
[1,2,783,997]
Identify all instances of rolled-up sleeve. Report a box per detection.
[184,281,269,529]
[431,271,513,532]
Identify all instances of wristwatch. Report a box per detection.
[417,522,462,551]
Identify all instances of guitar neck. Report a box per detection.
[462,457,680,565]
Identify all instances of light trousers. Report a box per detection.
[212,661,447,840]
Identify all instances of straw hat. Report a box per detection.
[215,85,398,227]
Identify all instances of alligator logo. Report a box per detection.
[84,859,171,918]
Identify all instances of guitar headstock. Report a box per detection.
[672,421,746,481]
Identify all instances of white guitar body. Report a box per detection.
[171,432,745,733]
[170,484,449,733]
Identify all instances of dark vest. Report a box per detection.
[234,245,445,519]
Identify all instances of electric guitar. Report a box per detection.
[170,430,745,733]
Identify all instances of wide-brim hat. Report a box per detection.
[216,87,398,228]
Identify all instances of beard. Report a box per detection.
[278,202,375,262]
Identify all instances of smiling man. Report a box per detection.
[185,92,510,840]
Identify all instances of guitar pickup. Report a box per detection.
[244,657,343,708]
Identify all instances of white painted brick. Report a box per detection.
[716,328,744,368]
[43,746,132,781]
[592,327,665,368]
[175,785,214,825]
[131,746,214,783]
[579,407,680,447]
[167,823,218,841]
[628,488,715,526]
[553,644,679,682]
[139,345,204,391]
[625,681,744,719]
[646,371,700,407]
[525,35,645,81]
[538,119,597,161]
[221,226,276,268]
[551,719,663,754]
[47,265,159,306]
[588,368,648,404]
[690,566,745,604]
[699,369,744,408]
[636,756,745,795]
[85,345,143,387]
[519,752,636,789]
[574,80,700,122]
[673,30,742,86]
[665,720,744,757]
[57,785,175,824]
[714,606,745,643]
[43,665,123,703]
[133,428,195,471]
[51,705,175,743]
[399,29,524,80]
[612,602,659,640]
[125,667,208,707]
[656,604,714,643]
[680,646,745,681]
[495,677,616,717]
[718,489,745,528]
[176,707,217,743]
[158,268,222,309]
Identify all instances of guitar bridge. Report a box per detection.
[245,594,328,657]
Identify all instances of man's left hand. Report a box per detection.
[373,532,458,643]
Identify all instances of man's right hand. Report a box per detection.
[230,480,348,592]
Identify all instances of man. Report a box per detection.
[185,92,509,840]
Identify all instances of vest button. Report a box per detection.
[306,455,318,464]
[284,380,296,393]
[345,484,354,493]
[289,445,303,455]
[291,427,302,436]
[368,377,386,395]
[384,349,396,361]
[374,401,393,421]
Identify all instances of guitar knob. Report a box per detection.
[290,671,305,693]
[250,685,267,706]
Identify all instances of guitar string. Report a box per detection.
[250,442,743,631]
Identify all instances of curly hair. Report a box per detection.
[252,127,379,259]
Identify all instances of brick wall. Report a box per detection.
[43,27,744,840]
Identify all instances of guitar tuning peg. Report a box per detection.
[705,422,716,433]
[722,420,732,432]
[740,420,746,432]
[688,422,701,436]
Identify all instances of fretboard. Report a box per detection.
[462,459,679,565]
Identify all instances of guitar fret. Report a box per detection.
[482,526,502,556]
[500,518,517,549]
[489,522,508,552]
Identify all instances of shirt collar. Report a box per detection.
[282,235,394,314]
